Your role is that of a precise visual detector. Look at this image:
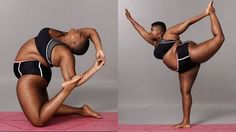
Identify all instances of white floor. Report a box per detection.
[119,104,236,124]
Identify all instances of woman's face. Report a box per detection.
[150,26,162,39]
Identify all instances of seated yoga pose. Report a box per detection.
[14,27,106,127]
[125,1,224,128]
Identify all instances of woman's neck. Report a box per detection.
[56,35,72,47]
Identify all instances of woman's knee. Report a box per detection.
[180,83,192,95]
[30,118,47,127]
[181,89,191,96]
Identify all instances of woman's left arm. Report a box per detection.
[79,28,105,60]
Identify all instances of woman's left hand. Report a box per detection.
[96,50,105,60]
[94,58,106,70]
[125,9,133,21]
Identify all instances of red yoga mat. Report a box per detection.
[119,124,236,132]
[0,112,117,131]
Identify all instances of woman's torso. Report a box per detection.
[162,42,178,71]
[15,38,50,67]
[15,28,64,67]
[154,36,179,71]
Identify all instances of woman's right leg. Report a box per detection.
[17,75,81,127]
[189,11,224,63]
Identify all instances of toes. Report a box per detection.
[95,113,103,119]
[172,124,182,128]
[93,113,102,119]
[172,123,191,128]
[183,125,191,128]
[171,123,181,128]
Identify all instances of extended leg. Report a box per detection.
[189,11,224,63]
[172,65,200,128]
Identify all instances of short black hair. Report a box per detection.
[151,21,166,32]
[71,39,90,55]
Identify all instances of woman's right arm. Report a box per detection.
[59,46,105,88]
[75,59,105,87]
[125,9,155,46]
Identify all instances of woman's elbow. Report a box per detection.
[88,28,97,33]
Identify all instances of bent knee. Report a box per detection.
[30,118,46,127]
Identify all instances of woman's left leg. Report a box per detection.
[173,65,200,128]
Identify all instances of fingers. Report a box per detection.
[125,9,131,19]
[96,55,105,61]
[125,9,129,14]
[125,10,128,17]
[97,58,106,67]
[96,50,105,60]
[94,55,106,70]
[97,58,105,64]
[101,59,106,66]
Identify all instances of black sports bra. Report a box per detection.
[34,28,63,67]
[154,40,176,59]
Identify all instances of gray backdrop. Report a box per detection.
[119,0,236,124]
[1,0,236,124]
[0,0,117,112]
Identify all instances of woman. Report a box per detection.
[14,27,106,127]
[125,1,224,128]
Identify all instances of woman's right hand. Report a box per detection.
[125,9,133,21]
[205,1,215,15]
[93,59,106,70]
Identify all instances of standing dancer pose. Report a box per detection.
[125,1,224,128]
[14,27,106,127]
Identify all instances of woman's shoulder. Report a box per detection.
[48,28,66,38]
[162,31,180,41]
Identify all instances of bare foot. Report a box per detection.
[61,74,83,89]
[81,104,102,119]
[172,122,191,128]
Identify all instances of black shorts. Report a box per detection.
[177,42,199,73]
[13,60,52,83]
